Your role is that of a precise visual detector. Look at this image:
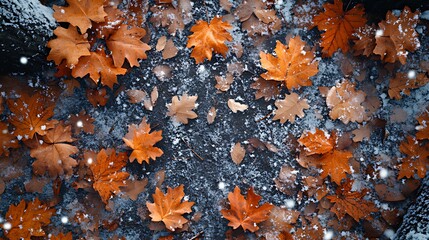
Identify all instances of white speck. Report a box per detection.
[3,222,11,230]
[60,9,65,14]
[384,229,395,239]
[285,199,295,209]
[172,138,180,145]
[379,168,389,179]
[76,120,83,128]
[218,181,225,190]
[17,135,23,140]
[323,229,334,240]
[61,216,68,224]
[40,125,46,130]
[20,57,28,65]
[184,195,189,201]
[376,29,384,37]
[87,158,93,164]
[2,129,8,134]
[407,70,416,79]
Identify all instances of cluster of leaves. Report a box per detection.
[1,0,429,239]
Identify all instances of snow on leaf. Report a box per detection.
[30,123,79,178]
[298,128,336,155]
[231,142,246,165]
[272,92,309,124]
[72,49,127,89]
[320,149,353,185]
[68,110,95,134]
[312,0,366,57]
[186,17,233,64]
[106,24,151,68]
[166,94,198,124]
[416,110,429,140]
[92,6,125,39]
[235,0,281,36]
[327,179,378,222]
[388,72,429,100]
[47,26,91,67]
[207,106,217,124]
[220,186,273,232]
[4,198,55,240]
[326,80,367,124]
[90,149,130,204]
[227,99,248,113]
[397,136,429,179]
[122,117,163,164]
[259,37,319,90]
[353,24,376,57]
[146,184,194,231]
[53,0,107,34]
[215,74,234,92]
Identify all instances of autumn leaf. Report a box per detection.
[53,0,107,34]
[353,24,376,57]
[373,7,420,65]
[388,72,429,100]
[68,110,95,134]
[416,111,429,140]
[7,92,56,139]
[166,94,198,124]
[397,136,429,179]
[227,99,248,113]
[51,232,73,240]
[215,74,234,92]
[250,77,281,101]
[4,198,55,240]
[231,142,246,165]
[186,17,233,64]
[86,87,110,107]
[220,186,273,232]
[150,4,185,35]
[298,128,336,155]
[272,92,309,124]
[235,0,281,36]
[90,149,130,204]
[92,6,125,39]
[120,178,148,201]
[72,49,127,89]
[312,0,366,57]
[320,149,353,185]
[122,117,163,164]
[259,37,319,90]
[146,184,194,231]
[106,24,151,68]
[327,179,378,222]
[326,80,367,124]
[0,122,19,156]
[47,26,90,67]
[30,123,79,177]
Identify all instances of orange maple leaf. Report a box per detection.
[146,184,194,231]
[30,123,79,177]
[47,26,91,67]
[259,37,319,90]
[7,92,56,139]
[106,24,151,68]
[50,232,73,240]
[72,49,127,89]
[90,149,130,204]
[272,92,310,124]
[93,6,125,39]
[320,149,353,185]
[327,179,378,222]
[298,128,336,155]
[353,24,376,57]
[186,16,233,64]
[312,0,366,57]
[53,0,107,34]
[166,94,198,124]
[4,198,55,240]
[397,136,429,179]
[373,7,420,65]
[220,186,273,232]
[0,122,19,156]
[388,72,429,100]
[123,117,163,164]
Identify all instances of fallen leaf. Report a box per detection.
[397,136,429,179]
[228,99,248,113]
[274,165,298,195]
[0,122,19,156]
[207,106,217,124]
[156,36,167,51]
[162,39,178,59]
[375,184,406,202]
[50,232,73,240]
[150,4,185,35]
[272,92,309,124]
[120,178,148,201]
[320,149,353,185]
[231,142,246,165]
[353,24,376,57]
[416,110,429,140]
[298,128,336,155]
[153,65,172,81]
[69,110,95,134]
[388,72,429,100]
[86,87,110,107]
[220,0,233,12]
[250,77,281,101]
[351,124,371,142]
[167,94,198,124]
[146,185,194,231]
[215,74,234,92]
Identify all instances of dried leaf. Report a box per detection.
[167,94,198,124]
[227,99,248,113]
[151,87,159,105]
[153,65,172,81]
[298,128,336,155]
[0,122,19,156]
[146,185,194,231]
[86,87,110,107]
[260,37,319,90]
[186,17,233,64]
[207,107,217,124]
[231,142,246,165]
[374,184,406,202]
[250,77,280,101]
[220,0,233,12]
[127,89,147,104]
[351,124,371,142]
[353,25,376,57]
[51,232,73,240]
[92,6,125,39]
[388,72,429,100]
[320,149,353,185]
[123,117,163,164]
[156,36,167,51]
[274,165,298,195]
[220,186,273,232]
[162,39,178,59]
[120,178,148,201]
[215,74,234,92]
[272,92,309,124]
[397,136,429,179]
[150,5,185,35]
[69,110,95,134]
[416,110,429,140]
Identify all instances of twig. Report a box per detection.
[256,111,273,122]
[181,138,204,161]
[188,231,204,240]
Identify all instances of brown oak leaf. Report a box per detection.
[388,72,429,100]
[122,117,163,164]
[4,198,55,240]
[30,123,79,177]
[90,149,130,204]
[186,17,233,64]
[298,128,336,155]
[397,136,429,179]
[53,0,107,34]
[106,24,151,68]
[272,92,309,124]
[166,94,198,124]
[312,0,366,57]
[327,179,378,222]
[259,37,319,90]
[146,184,194,231]
[220,186,273,232]
[92,6,125,39]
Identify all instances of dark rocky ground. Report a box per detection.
[1,0,429,239]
